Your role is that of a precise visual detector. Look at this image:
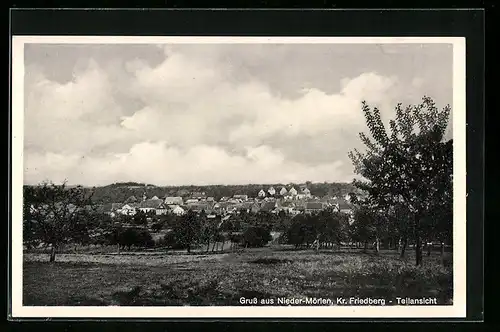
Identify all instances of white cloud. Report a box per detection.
[24,142,349,186]
[23,45,441,186]
[24,60,132,154]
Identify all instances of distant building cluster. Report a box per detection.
[94,185,358,220]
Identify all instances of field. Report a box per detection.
[23,246,453,306]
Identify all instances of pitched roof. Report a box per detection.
[139,199,163,209]
[187,203,210,212]
[217,201,235,208]
[122,203,139,209]
[172,205,185,212]
[306,202,324,210]
[260,201,276,212]
[165,196,183,203]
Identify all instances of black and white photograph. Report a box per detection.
[11,36,466,318]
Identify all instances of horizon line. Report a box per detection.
[22,180,357,188]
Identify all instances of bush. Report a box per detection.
[160,231,184,249]
[118,228,154,249]
[243,226,272,248]
[151,221,164,232]
[132,211,148,225]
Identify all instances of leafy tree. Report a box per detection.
[284,214,316,248]
[170,210,202,253]
[158,213,177,229]
[348,97,452,265]
[350,205,380,253]
[136,229,155,248]
[275,210,292,232]
[161,231,182,249]
[23,181,95,262]
[316,209,350,250]
[116,228,154,250]
[200,212,220,253]
[133,210,148,225]
[242,226,272,248]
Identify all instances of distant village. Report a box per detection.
[94,185,359,220]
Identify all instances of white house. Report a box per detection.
[303,188,311,198]
[296,193,306,200]
[258,189,266,198]
[172,205,185,216]
[279,187,288,196]
[119,204,137,216]
[155,203,169,215]
[268,187,276,196]
[289,187,298,196]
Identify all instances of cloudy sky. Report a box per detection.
[23,42,453,186]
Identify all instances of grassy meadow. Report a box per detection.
[23,246,453,306]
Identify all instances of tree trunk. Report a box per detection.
[117,243,120,255]
[440,241,445,256]
[206,240,210,253]
[363,241,368,253]
[375,237,380,254]
[221,239,225,252]
[212,242,216,252]
[49,245,57,262]
[415,236,423,266]
[427,241,432,256]
[413,211,424,266]
[400,237,407,258]
[187,245,191,254]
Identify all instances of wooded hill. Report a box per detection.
[26,181,358,204]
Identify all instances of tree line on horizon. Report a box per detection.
[24,182,358,204]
